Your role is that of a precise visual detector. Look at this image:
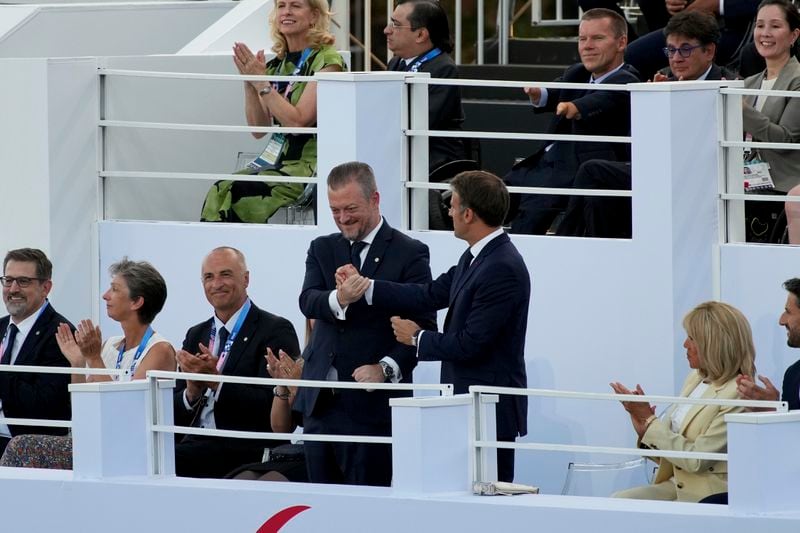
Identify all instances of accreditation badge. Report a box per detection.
[245,133,287,173]
[743,159,775,192]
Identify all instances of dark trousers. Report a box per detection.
[556,159,632,238]
[0,436,10,457]
[497,442,516,483]
[303,399,392,487]
[506,150,576,235]
[175,435,271,478]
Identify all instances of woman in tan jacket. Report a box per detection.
[611,301,756,502]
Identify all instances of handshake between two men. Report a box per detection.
[335,263,419,347]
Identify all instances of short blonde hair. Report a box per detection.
[270,0,336,59]
[683,301,756,384]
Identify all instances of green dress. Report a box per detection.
[201,44,346,223]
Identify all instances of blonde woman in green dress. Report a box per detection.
[201,0,345,223]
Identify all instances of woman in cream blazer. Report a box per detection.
[611,301,756,502]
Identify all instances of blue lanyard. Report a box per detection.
[279,47,313,98]
[115,326,154,376]
[209,299,251,370]
[408,48,442,72]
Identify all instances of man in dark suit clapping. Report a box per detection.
[174,246,300,478]
[294,161,435,486]
[341,171,531,482]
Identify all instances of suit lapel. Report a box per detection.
[679,376,719,434]
[14,305,53,365]
[449,233,509,304]
[360,221,392,278]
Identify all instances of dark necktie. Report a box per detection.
[351,241,368,271]
[216,326,229,357]
[1,324,19,365]
[397,59,408,71]
[454,249,474,287]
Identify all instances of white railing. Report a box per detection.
[0,366,129,432]
[144,370,453,475]
[403,76,633,231]
[468,385,788,483]
[97,68,320,219]
[719,86,800,243]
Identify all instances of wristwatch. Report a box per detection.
[259,84,272,96]
[379,361,394,381]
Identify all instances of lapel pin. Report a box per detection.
[374,257,380,263]
[243,337,248,342]
[35,330,40,336]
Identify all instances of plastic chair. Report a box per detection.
[561,458,654,497]
[284,182,316,225]
[428,159,480,231]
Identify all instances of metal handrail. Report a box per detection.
[468,385,787,483]
[144,370,453,474]
[0,366,128,433]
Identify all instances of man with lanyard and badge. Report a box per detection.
[0,248,72,455]
[385,0,468,170]
[174,246,300,478]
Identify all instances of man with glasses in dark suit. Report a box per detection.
[0,248,72,454]
[385,0,467,170]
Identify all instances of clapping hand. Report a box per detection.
[55,323,84,368]
[74,319,103,364]
[610,382,656,438]
[736,374,779,411]
[232,42,268,90]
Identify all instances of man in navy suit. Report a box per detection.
[341,171,530,482]
[0,248,72,455]
[385,0,467,170]
[504,8,641,235]
[737,278,800,410]
[174,246,300,478]
[557,11,730,238]
[294,161,435,486]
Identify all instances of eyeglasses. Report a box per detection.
[0,276,45,288]
[662,44,704,58]
[387,20,414,30]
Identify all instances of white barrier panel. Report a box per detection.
[727,411,800,513]
[71,379,176,478]
[0,2,235,58]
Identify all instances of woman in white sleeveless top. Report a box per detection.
[55,258,176,382]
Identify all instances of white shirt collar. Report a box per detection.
[591,62,625,84]
[353,217,384,246]
[697,64,713,81]
[213,298,249,337]
[469,227,505,261]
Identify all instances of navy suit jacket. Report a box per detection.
[295,220,436,427]
[781,358,800,410]
[174,302,299,436]
[509,62,640,180]
[0,303,72,437]
[373,232,530,439]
